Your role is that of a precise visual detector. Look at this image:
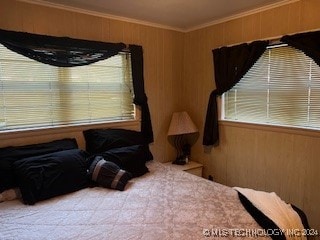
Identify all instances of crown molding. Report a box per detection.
[18,0,300,33]
[17,0,183,32]
[186,0,300,32]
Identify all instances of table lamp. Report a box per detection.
[167,111,198,165]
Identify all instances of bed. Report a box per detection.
[0,129,310,240]
[0,160,268,240]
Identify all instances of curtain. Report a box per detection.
[0,29,125,67]
[203,40,268,146]
[281,30,320,67]
[129,45,154,143]
[0,29,153,142]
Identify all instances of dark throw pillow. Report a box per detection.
[83,128,148,154]
[13,149,89,205]
[96,145,152,178]
[88,156,132,191]
[0,138,78,193]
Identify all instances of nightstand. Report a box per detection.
[164,161,203,177]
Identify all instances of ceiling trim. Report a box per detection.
[18,0,183,32]
[187,0,300,32]
[18,0,300,33]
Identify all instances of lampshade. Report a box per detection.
[167,111,198,136]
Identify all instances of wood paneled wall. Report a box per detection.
[183,0,320,228]
[0,0,183,162]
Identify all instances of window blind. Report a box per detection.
[223,45,320,130]
[0,44,134,131]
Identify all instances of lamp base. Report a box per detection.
[172,156,188,165]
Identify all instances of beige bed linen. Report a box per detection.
[0,161,266,240]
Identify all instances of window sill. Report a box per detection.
[219,120,320,138]
[0,119,141,141]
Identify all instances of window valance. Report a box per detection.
[0,29,126,67]
[281,30,320,67]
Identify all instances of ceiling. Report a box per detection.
[27,0,294,31]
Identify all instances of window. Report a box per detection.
[222,44,320,130]
[0,44,134,131]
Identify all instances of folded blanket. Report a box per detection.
[234,187,306,240]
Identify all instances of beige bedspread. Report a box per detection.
[0,161,266,240]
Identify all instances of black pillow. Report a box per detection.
[13,149,89,205]
[0,138,79,193]
[96,145,153,178]
[83,128,148,154]
[88,156,132,191]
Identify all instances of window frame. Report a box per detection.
[0,46,137,133]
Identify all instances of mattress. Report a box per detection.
[0,161,267,240]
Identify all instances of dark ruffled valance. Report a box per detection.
[0,29,126,67]
[281,30,320,67]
